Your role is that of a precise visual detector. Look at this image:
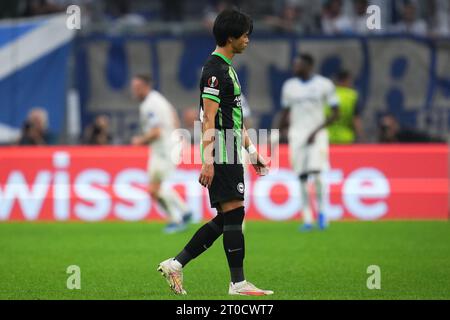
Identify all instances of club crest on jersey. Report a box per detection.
[237,183,245,194]
[208,76,219,88]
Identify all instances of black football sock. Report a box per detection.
[222,206,245,283]
[174,213,224,267]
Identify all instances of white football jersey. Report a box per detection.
[140,90,176,159]
[281,75,339,143]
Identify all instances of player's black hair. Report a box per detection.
[336,70,351,82]
[133,74,152,85]
[298,53,315,66]
[213,8,253,47]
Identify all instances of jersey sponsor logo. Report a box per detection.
[207,76,219,88]
[234,96,242,107]
[237,182,245,194]
[203,87,220,95]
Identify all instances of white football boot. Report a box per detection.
[229,280,274,296]
[157,258,187,295]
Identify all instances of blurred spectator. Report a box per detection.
[18,108,56,145]
[0,0,98,24]
[104,0,146,31]
[391,1,427,36]
[350,0,373,34]
[0,1,25,18]
[327,70,365,144]
[82,115,112,145]
[203,0,233,32]
[161,0,184,22]
[23,0,64,17]
[378,113,444,143]
[321,0,353,35]
[104,0,128,17]
[2,0,447,37]
[264,0,305,34]
[426,0,450,37]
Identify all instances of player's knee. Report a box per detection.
[223,206,245,225]
[148,185,161,199]
[149,190,159,199]
[299,173,308,182]
[220,200,244,213]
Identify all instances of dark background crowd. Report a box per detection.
[1,0,449,37]
[0,0,448,146]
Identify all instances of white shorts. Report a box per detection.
[289,130,330,176]
[147,154,176,183]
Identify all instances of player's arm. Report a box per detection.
[132,108,162,145]
[198,98,219,188]
[132,127,161,145]
[279,81,291,130]
[353,116,364,143]
[171,107,181,130]
[353,97,366,143]
[279,108,290,130]
[307,107,339,144]
[243,126,268,176]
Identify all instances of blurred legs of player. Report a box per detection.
[299,173,327,231]
[299,174,314,231]
[148,156,192,234]
[292,132,329,231]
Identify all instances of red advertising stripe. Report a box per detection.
[0,145,448,221]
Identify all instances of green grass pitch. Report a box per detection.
[0,221,449,300]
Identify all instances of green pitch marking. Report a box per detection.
[0,221,449,300]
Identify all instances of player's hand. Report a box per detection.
[131,136,143,146]
[250,152,269,176]
[199,163,214,188]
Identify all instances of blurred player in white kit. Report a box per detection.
[280,54,340,231]
[131,74,192,233]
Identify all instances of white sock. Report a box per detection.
[171,258,183,271]
[314,174,324,214]
[300,180,314,225]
